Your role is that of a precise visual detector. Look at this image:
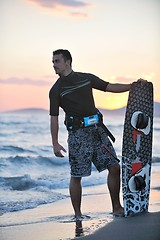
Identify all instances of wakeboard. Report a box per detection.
[122,81,153,217]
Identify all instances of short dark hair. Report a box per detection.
[53,49,72,65]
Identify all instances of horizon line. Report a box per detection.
[1,101,160,114]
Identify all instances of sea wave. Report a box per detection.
[0,173,69,191]
[0,120,24,125]
[0,145,34,153]
[0,188,67,214]
[0,175,37,191]
[0,172,69,214]
[0,155,68,167]
[152,156,160,163]
[153,127,160,131]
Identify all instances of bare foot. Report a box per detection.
[113,207,124,217]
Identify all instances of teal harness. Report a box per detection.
[64,112,115,143]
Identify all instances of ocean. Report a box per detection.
[0,108,160,215]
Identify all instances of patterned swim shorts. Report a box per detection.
[68,126,119,177]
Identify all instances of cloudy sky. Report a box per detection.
[0,0,159,111]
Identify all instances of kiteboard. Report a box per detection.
[122,81,153,217]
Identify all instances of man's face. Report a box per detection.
[52,54,68,76]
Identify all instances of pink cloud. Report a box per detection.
[27,0,90,9]
[0,77,53,86]
[0,76,136,86]
[26,0,91,18]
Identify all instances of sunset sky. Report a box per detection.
[0,0,159,112]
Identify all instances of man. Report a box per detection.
[49,49,146,219]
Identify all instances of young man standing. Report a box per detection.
[49,49,147,219]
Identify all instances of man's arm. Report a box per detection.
[106,79,147,93]
[50,116,66,157]
[106,83,131,93]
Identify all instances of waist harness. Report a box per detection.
[64,112,115,143]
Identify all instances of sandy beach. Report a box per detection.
[77,212,160,240]
[0,171,160,240]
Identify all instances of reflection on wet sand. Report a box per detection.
[75,221,84,237]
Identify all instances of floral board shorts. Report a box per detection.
[68,126,119,177]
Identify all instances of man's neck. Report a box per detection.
[59,69,72,77]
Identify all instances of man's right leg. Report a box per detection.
[69,176,82,217]
[107,163,124,216]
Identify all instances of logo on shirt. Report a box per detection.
[60,79,90,98]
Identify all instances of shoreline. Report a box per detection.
[0,180,160,240]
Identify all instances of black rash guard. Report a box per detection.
[49,71,109,117]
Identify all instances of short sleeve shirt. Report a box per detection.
[49,71,109,117]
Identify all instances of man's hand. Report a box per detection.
[137,78,148,85]
[53,143,66,157]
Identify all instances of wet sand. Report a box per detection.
[0,174,160,240]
